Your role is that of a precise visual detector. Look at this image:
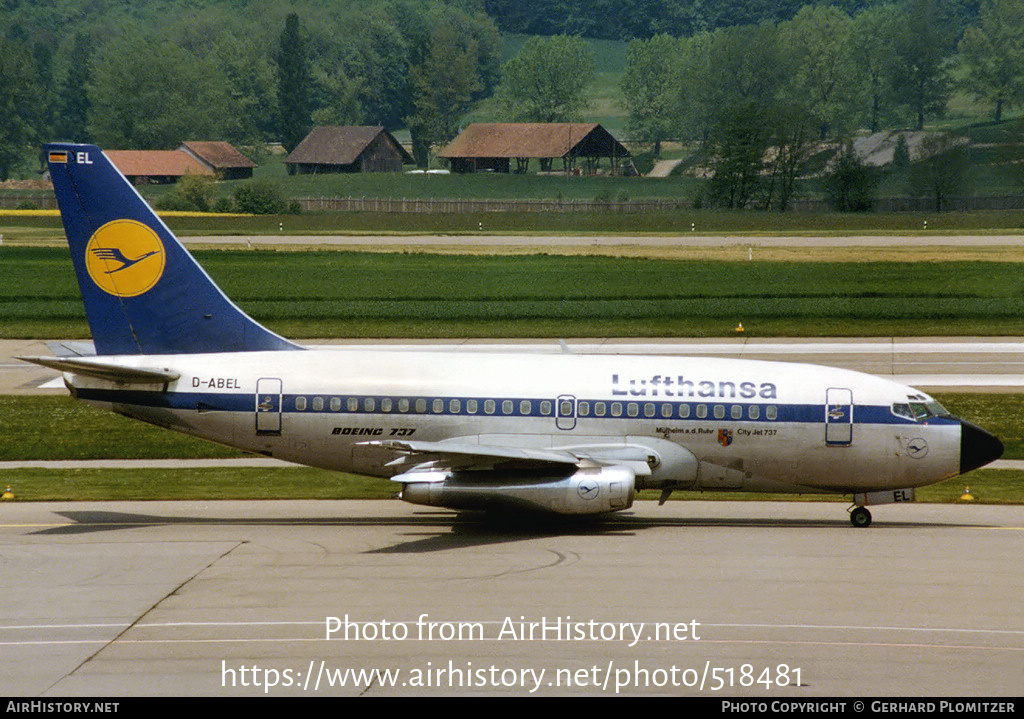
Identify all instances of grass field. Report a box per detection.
[7,246,1024,339]
[8,205,1024,242]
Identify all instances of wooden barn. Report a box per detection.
[284,126,413,174]
[438,123,630,174]
[179,141,257,180]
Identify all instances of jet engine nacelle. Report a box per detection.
[398,465,636,515]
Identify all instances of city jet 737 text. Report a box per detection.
[22,143,1004,527]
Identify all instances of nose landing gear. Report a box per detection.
[849,505,872,528]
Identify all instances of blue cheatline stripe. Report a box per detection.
[74,388,959,427]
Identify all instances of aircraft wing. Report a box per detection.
[17,355,181,385]
[371,439,580,472]
[367,438,656,480]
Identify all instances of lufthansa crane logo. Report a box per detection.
[85,220,165,297]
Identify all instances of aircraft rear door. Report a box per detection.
[256,378,283,435]
[825,387,853,446]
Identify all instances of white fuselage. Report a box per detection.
[65,348,963,495]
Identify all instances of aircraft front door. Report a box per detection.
[256,378,283,435]
[825,387,853,446]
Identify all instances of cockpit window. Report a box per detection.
[910,402,931,421]
[893,400,952,422]
[891,403,914,420]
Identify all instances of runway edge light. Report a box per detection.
[2,485,14,501]
[959,486,975,502]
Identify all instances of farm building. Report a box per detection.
[105,150,213,184]
[179,141,257,180]
[438,123,630,174]
[284,126,413,174]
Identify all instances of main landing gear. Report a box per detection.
[849,505,872,528]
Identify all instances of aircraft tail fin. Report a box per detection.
[45,143,302,355]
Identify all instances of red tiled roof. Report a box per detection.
[106,150,213,177]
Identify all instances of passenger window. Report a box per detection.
[766,405,777,420]
[748,405,759,420]
[347,397,358,412]
[661,403,672,418]
[578,401,590,416]
[450,399,460,414]
[467,399,478,414]
[627,403,639,417]
[502,400,513,415]
[330,397,341,412]
[432,399,443,413]
[731,405,742,420]
[696,404,707,419]
[644,403,656,418]
[364,398,375,412]
[540,400,552,415]
[611,402,623,417]
[713,405,725,419]
[398,398,410,413]
[415,399,427,413]
[595,402,606,417]
[484,400,495,414]
[295,396,307,411]
[381,398,392,413]
[679,404,690,418]
[520,400,531,415]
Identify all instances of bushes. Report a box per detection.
[233,180,295,215]
[153,176,298,215]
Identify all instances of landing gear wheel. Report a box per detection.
[850,506,872,528]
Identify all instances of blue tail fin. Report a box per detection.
[46,143,302,355]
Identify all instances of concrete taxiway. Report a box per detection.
[1,500,1021,697]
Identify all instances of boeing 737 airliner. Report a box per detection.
[23,143,1004,527]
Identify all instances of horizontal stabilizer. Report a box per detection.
[18,356,180,384]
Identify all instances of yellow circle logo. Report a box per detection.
[85,220,165,297]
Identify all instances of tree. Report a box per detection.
[777,5,859,138]
[340,15,410,130]
[850,4,901,132]
[889,0,955,130]
[53,34,93,142]
[907,134,971,211]
[957,0,1024,122]
[706,102,772,209]
[213,32,278,146]
[494,35,594,123]
[276,13,313,154]
[823,142,879,211]
[760,104,816,211]
[0,34,40,179]
[87,29,230,149]
[406,24,482,165]
[621,34,679,157]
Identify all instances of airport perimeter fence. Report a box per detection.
[5,193,1024,213]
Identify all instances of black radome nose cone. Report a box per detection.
[960,421,1004,474]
